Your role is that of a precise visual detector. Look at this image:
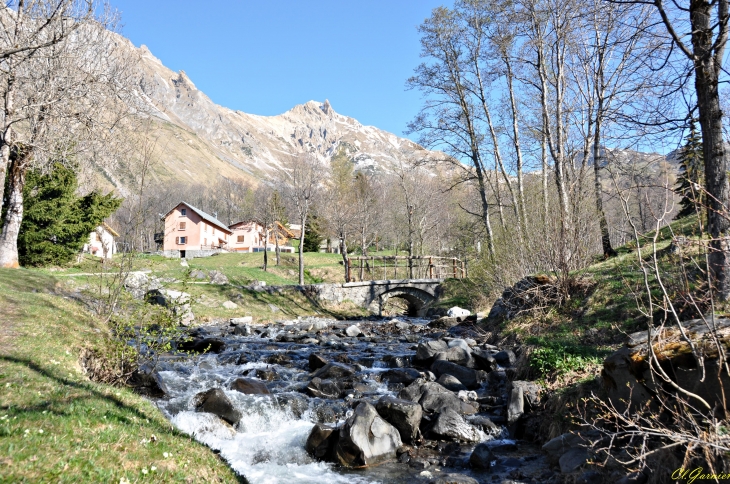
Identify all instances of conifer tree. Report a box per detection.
[302,213,323,252]
[675,121,705,220]
[5,163,122,266]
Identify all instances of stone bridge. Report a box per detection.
[308,279,444,316]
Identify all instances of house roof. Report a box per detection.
[228,220,295,239]
[101,222,119,237]
[164,202,233,234]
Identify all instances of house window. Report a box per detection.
[204,238,207,246]
[237,235,244,243]
[181,208,186,216]
[204,224,208,233]
[179,222,186,230]
[177,236,186,244]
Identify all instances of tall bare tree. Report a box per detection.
[648,0,730,298]
[0,2,137,267]
[278,153,321,285]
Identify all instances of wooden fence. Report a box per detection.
[345,256,466,281]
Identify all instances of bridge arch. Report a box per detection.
[367,286,437,317]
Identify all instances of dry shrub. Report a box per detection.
[79,344,136,386]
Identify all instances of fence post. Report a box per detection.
[429,257,433,279]
[394,257,398,279]
[453,258,457,278]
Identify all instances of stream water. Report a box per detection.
[149,317,549,484]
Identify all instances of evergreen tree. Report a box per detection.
[675,121,705,219]
[302,213,323,252]
[7,163,122,266]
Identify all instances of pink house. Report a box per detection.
[228,220,265,252]
[162,202,233,258]
[228,220,297,253]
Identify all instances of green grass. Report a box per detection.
[0,269,241,483]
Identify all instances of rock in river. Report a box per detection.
[193,388,241,425]
[312,362,355,379]
[430,360,479,389]
[335,402,402,467]
[230,377,270,395]
[375,396,423,444]
[430,407,483,442]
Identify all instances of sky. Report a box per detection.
[110,1,451,140]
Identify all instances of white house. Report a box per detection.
[83,223,119,260]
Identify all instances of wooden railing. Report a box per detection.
[345,256,466,282]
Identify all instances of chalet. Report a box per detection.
[162,202,233,258]
[83,223,119,260]
[228,220,296,253]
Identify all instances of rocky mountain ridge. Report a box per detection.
[105,36,442,193]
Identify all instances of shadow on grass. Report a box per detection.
[0,354,249,484]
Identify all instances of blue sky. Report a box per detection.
[111,1,450,140]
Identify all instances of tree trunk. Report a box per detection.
[0,72,15,214]
[298,215,306,285]
[275,225,280,266]
[693,0,730,299]
[263,227,269,271]
[592,108,616,258]
[505,55,527,227]
[340,234,350,282]
[0,156,27,268]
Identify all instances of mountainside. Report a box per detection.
[101,36,441,194]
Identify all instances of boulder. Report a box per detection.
[255,368,278,381]
[312,362,355,380]
[472,350,498,372]
[415,340,450,363]
[559,447,589,473]
[305,378,343,399]
[510,380,542,409]
[124,272,162,299]
[305,423,339,460]
[429,475,479,484]
[233,325,251,336]
[469,442,494,469]
[345,324,362,337]
[507,386,524,424]
[400,380,478,415]
[436,374,467,392]
[222,301,238,310]
[434,347,474,368]
[427,317,460,330]
[466,415,501,437]
[193,388,241,425]
[230,316,253,325]
[430,360,480,389]
[230,378,270,395]
[494,349,517,367]
[602,319,730,412]
[309,353,329,371]
[334,402,402,467]
[179,337,225,354]
[208,270,229,284]
[382,368,422,386]
[542,432,597,467]
[447,339,471,351]
[146,288,194,326]
[375,396,423,444]
[447,307,471,318]
[190,269,207,279]
[430,408,483,442]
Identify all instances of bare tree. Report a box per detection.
[320,154,356,281]
[278,153,321,285]
[0,3,138,267]
[647,0,730,299]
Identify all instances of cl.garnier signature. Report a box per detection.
[673,468,730,483]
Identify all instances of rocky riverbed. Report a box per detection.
[143,315,559,484]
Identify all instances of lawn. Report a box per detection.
[0,269,241,483]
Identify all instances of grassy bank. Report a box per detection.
[0,269,241,483]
